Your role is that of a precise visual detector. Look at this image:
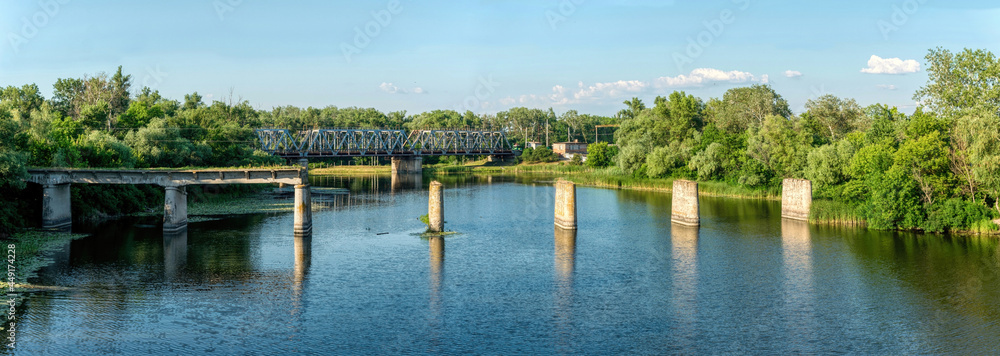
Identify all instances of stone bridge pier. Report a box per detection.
[392,157,423,174]
[42,183,72,231]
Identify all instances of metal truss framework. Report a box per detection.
[256,129,515,158]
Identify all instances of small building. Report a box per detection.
[552,141,588,158]
[526,142,544,149]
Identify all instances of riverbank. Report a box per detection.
[417,160,1000,235]
[1,231,89,291]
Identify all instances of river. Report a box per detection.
[8,174,1000,354]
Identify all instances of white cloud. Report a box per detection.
[379,82,426,94]
[784,70,803,78]
[653,68,763,88]
[497,68,765,108]
[379,82,400,94]
[861,55,920,74]
[573,80,648,100]
[876,84,898,90]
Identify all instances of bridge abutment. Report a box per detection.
[392,157,423,174]
[554,180,577,230]
[781,178,812,221]
[428,181,444,232]
[42,183,72,231]
[671,180,700,227]
[163,186,188,232]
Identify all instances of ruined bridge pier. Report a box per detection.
[27,169,310,233]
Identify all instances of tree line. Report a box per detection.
[1,47,998,234]
[598,47,1000,233]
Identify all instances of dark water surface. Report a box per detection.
[9,174,1000,354]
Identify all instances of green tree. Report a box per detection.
[915,47,1000,116]
[585,142,615,168]
[805,94,864,140]
[706,84,791,134]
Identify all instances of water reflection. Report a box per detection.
[428,236,444,314]
[781,218,816,349]
[553,227,576,353]
[670,223,698,351]
[391,173,423,193]
[163,229,188,280]
[291,233,312,323]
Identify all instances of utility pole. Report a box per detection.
[546,119,550,147]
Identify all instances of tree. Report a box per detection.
[1,84,45,119]
[109,65,132,117]
[688,142,725,181]
[184,92,204,111]
[804,139,856,191]
[586,142,615,168]
[706,84,791,134]
[915,47,1000,116]
[617,97,646,121]
[746,115,809,179]
[805,94,864,140]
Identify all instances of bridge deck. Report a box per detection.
[27,168,306,187]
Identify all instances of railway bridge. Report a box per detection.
[256,128,517,173]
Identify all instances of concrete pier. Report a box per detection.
[781,178,812,221]
[671,180,699,226]
[163,186,188,232]
[294,184,313,235]
[41,183,72,230]
[392,156,423,174]
[554,180,577,230]
[428,181,444,232]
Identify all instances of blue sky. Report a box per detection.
[1,0,998,116]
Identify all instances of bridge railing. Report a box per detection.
[257,128,514,157]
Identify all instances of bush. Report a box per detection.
[923,198,996,233]
[586,142,616,168]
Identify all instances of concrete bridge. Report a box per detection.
[26,167,313,234]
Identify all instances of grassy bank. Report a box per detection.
[483,163,782,200]
[810,199,866,227]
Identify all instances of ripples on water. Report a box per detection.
[10,174,1000,354]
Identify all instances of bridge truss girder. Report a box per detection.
[256,129,515,158]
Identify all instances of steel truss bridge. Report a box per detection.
[256,129,516,158]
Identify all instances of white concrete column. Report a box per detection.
[428,181,444,232]
[163,186,188,232]
[671,180,699,227]
[294,184,313,235]
[554,180,577,230]
[782,178,812,221]
[42,183,72,230]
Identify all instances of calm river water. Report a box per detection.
[8,174,1000,354]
